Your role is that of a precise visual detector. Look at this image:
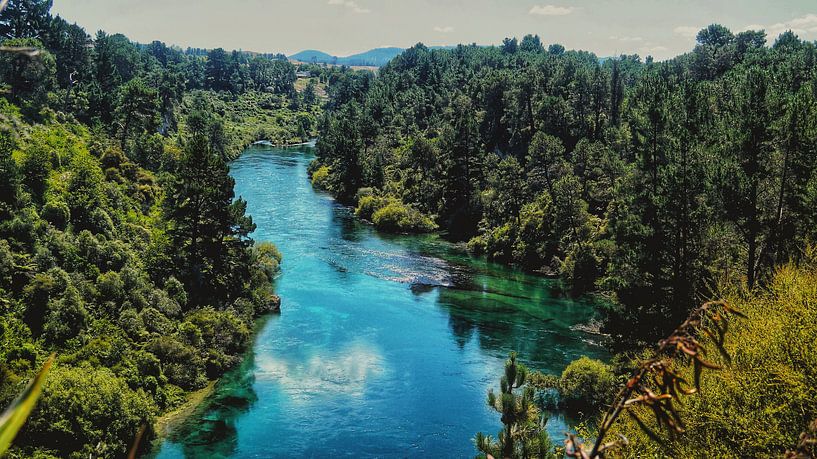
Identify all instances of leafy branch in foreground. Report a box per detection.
[785,419,817,459]
[564,300,744,458]
[0,354,54,455]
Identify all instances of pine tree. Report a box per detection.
[476,353,554,459]
[166,134,255,308]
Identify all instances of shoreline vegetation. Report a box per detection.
[153,380,217,440]
[0,0,313,456]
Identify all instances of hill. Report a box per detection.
[289,47,405,67]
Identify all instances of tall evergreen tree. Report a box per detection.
[166,134,256,307]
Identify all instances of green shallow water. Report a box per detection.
[153,143,608,458]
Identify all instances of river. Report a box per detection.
[153,143,608,458]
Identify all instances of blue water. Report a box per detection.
[153,144,607,458]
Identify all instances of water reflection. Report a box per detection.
[255,340,385,403]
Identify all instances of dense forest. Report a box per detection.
[0,0,330,456]
[312,28,817,348]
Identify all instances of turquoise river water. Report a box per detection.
[153,143,608,458]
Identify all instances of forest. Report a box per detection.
[0,0,329,456]
[313,29,817,347]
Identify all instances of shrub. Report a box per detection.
[164,276,188,309]
[0,239,13,288]
[147,336,206,389]
[96,271,124,303]
[355,195,386,221]
[140,307,174,335]
[43,286,88,345]
[23,365,157,459]
[371,200,437,233]
[610,259,817,458]
[558,356,616,410]
[186,308,250,376]
[311,165,331,190]
[253,241,282,280]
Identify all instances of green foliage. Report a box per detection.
[179,89,319,159]
[0,38,56,113]
[355,192,437,233]
[558,356,616,410]
[310,165,331,190]
[23,365,156,458]
[0,2,300,454]
[371,200,437,233]
[43,285,88,345]
[316,29,817,349]
[0,355,52,457]
[40,199,68,228]
[164,133,255,307]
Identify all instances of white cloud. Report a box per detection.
[327,0,370,14]
[609,35,643,42]
[745,13,817,39]
[673,26,700,39]
[529,4,574,16]
[434,25,454,33]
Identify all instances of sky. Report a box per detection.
[51,0,817,60]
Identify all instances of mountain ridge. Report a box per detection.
[289,47,404,67]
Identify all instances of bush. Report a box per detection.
[186,308,250,376]
[164,276,188,309]
[147,336,206,389]
[43,286,88,345]
[558,356,616,410]
[253,241,282,280]
[96,271,124,303]
[610,259,817,458]
[371,200,437,234]
[311,165,331,190]
[23,365,157,459]
[355,195,386,221]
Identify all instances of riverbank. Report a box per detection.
[154,381,218,440]
[177,90,323,160]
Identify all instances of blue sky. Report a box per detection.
[52,0,817,59]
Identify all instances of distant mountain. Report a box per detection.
[288,49,336,63]
[290,47,404,67]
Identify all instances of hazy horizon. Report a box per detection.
[51,0,817,60]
